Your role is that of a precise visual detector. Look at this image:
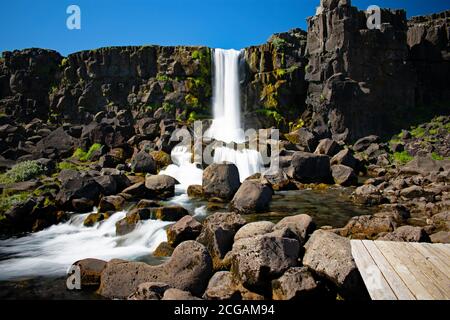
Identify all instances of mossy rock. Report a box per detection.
[150,150,172,169]
[153,241,175,257]
[83,212,110,227]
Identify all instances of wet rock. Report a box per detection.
[71,198,95,213]
[131,151,156,174]
[98,195,125,212]
[72,258,107,288]
[98,241,213,299]
[153,242,175,257]
[378,226,431,242]
[272,267,321,300]
[128,282,171,300]
[331,165,357,186]
[314,139,341,157]
[202,163,241,200]
[151,206,189,221]
[272,214,316,245]
[83,212,110,227]
[196,212,246,269]
[162,288,202,300]
[135,199,160,209]
[339,215,397,239]
[234,221,275,241]
[227,234,299,293]
[187,184,204,198]
[120,182,149,199]
[230,180,273,214]
[303,230,366,299]
[287,151,331,183]
[167,215,202,247]
[145,174,177,198]
[203,271,264,300]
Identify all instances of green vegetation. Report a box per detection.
[289,119,305,132]
[431,152,444,161]
[185,93,200,108]
[271,37,287,51]
[392,151,414,165]
[72,143,102,162]
[156,74,171,82]
[60,58,69,69]
[162,102,175,112]
[57,161,78,171]
[256,109,284,125]
[0,161,46,184]
[0,190,31,213]
[410,126,426,138]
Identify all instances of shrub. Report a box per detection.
[393,151,413,165]
[0,161,45,184]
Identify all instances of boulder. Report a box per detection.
[339,215,397,239]
[287,152,331,183]
[330,149,358,170]
[83,212,110,227]
[202,163,241,200]
[128,282,171,300]
[234,221,275,241]
[131,151,156,174]
[230,180,273,214]
[153,242,175,257]
[272,214,316,245]
[98,241,213,299]
[331,165,358,186]
[261,171,296,191]
[162,288,202,300]
[167,215,202,247]
[286,128,318,152]
[94,175,117,196]
[303,230,366,299]
[196,212,246,269]
[56,175,101,209]
[203,271,264,300]
[272,267,322,300]
[353,135,380,152]
[314,139,341,157]
[378,226,431,242]
[227,235,300,293]
[353,184,385,206]
[400,185,426,199]
[145,174,177,198]
[187,184,204,198]
[98,195,125,212]
[71,198,95,213]
[400,155,449,176]
[430,231,450,244]
[151,206,189,221]
[120,182,149,199]
[72,258,107,288]
[4,198,37,229]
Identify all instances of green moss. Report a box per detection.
[256,109,284,125]
[185,94,200,108]
[431,152,444,161]
[0,161,46,184]
[72,143,102,162]
[0,190,32,213]
[289,119,304,132]
[57,162,78,171]
[271,37,287,51]
[162,102,175,112]
[393,151,413,165]
[410,126,426,138]
[60,58,69,69]
[156,74,171,81]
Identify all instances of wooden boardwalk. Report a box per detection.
[351,240,450,300]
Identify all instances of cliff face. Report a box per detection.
[0,0,449,142]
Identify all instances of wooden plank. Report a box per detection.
[433,244,450,260]
[394,242,450,299]
[374,241,435,300]
[421,243,450,268]
[361,240,415,300]
[351,240,398,300]
[410,243,450,278]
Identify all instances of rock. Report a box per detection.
[261,171,296,191]
[272,267,322,300]
[303,230,366,299]
[153,242,175,257]
[234,221,275,241]
[99,154,121,169]
[187,184,204,198]
[353,135,380,152]
[400,185,426,199]
[400,155,449,176]
[71,198,95,213]
[331,165,358,186]
[34,127,76,159]
[72,258,107,288]
[286,128,318,152]
[378,226,431,242]
[149,150,171,169]
[203,271,264,300]
[56,175,101,209]
[151,206,189,221]
[145,174,177,199]
[196,212,246,269]
[339,215,397,239]
[4,198,37,228]
[128,282,171,300]
[202,163,241,200]
[98,195,125,212]
[161,288,202,300]
[227,235,300,293]
[115,214,141,236]
[272,214,316,245]
[121,182,149,199]
[83,212,110,227]
[287,151,331,183]
[131,151,156,174]
[167,215,202,247]
[314,139,341,157]
[94,175,117,196]
[98,241,213,299]
[330,149,358,170]
[230,180,273,214]
[430,231,450,244]
[353,184,385,206]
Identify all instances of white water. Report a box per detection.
[0,211,171,280]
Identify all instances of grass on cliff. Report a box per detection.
[72,143,102,162]
[0,161,46,185]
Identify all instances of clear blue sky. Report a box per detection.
[0,0,448,56]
